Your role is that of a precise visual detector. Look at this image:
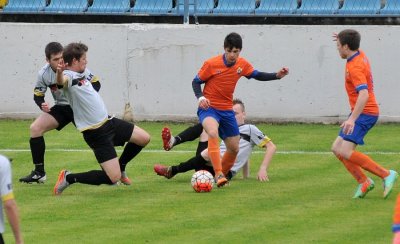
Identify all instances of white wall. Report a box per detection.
[0,23,399,122]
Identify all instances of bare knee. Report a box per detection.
[30,122,45,137]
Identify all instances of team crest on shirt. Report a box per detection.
[237,67,242,74]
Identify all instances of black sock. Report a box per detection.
[196,141,208,157]
[174,123,203,146]
[30,136,45,173]
[171,154,208,176]
[66,170,113,185]
[119,143,144,172]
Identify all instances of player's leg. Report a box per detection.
[154,140,209,179]
[111,118,150,185]
[337,114,397,198]
[221,135,240,176]
[162,123,204,151]
[20,113,59,183]
[219,111,240,177]
[54,121,120,195]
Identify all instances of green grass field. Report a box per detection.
[0,120,399,243]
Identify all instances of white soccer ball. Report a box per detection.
[191,170,214,193]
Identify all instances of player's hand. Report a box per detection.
[198,96,210,110]
[332,33,338,41]
[276,67,289,79]
[393,232,400,244]
[257,170,269,182]
[340,119,355,135]
[41,102,51,113]
[56,60,67,73]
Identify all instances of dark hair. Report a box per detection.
[63,42,88,65]
[224,32,242,50]
[337,29,361,51]
[233,98,245,112]
[45,42,63,60]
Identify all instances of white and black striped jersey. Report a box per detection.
[220,124,271,174]
[34,63,69,105]
[0,155,13,234]
[62,69,108,131]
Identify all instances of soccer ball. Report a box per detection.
[191,170,214,193]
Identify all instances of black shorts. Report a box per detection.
[0,233,4,244]
[48,105,74,130]
[83,118,134,163]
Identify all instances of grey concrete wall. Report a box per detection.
[1,23,399,122]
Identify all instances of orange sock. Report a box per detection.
[222,151,237,175]
[208,137,222,175]
[348,151,389,179]
[336,155,367,183]
[394,194,400,224]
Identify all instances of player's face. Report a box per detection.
[75,53,87,73]
[224,47,241,64]
[233,104,245,125]
[336,40,348,59]
[48,52,63,71]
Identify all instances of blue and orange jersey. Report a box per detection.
[195,54,255,110]
[345,50,379,116]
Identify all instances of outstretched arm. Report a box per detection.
[251,67,289,81]
[4,199,23,244]
[257,141,277,182]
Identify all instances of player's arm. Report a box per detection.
[247,67,289,81]
[90,74,101,92]
[3,198,23,244]
[341,67,369,135]
[192,75,210,110]
[33,72,48,111]
[56,64,68,88]
[242,160,250,179]
[257,140,277,182]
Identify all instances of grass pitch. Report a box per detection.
[0,120,399,243]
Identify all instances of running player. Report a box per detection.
[155,98,276,182]
[331,29,398,199]
[0,155,23,244]
[53,42,150,195]
[19,42,102,184]
[192,32,288,186]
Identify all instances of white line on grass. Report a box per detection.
[1,149,400,155]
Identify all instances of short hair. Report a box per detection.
[45,42,63,60]
[337,29,361,51]
[63,42,88,65]
[224,32,242,50]
[233,98,245,112]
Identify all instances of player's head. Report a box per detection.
[233,98,246,125]
[337,29,361,59]
[224,32,242,64]
[63,42,88,73]
[45,42,63,70]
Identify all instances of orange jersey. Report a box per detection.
[345,50,379,115]
[393,194,400,232]
[197,55,254,110]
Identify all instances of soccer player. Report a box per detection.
[192,32,288,186]
[331,29,398,199]
[0,155,23,244]
[19,42,102,184]
[154,98,276,182]
[53,42,150,195]
[393,194,400,243]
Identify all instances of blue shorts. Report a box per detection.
[197,107,239,140]
[339,113,378,145]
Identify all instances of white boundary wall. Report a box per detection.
[1,23,399,123]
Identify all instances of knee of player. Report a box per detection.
[30,122,45,135]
